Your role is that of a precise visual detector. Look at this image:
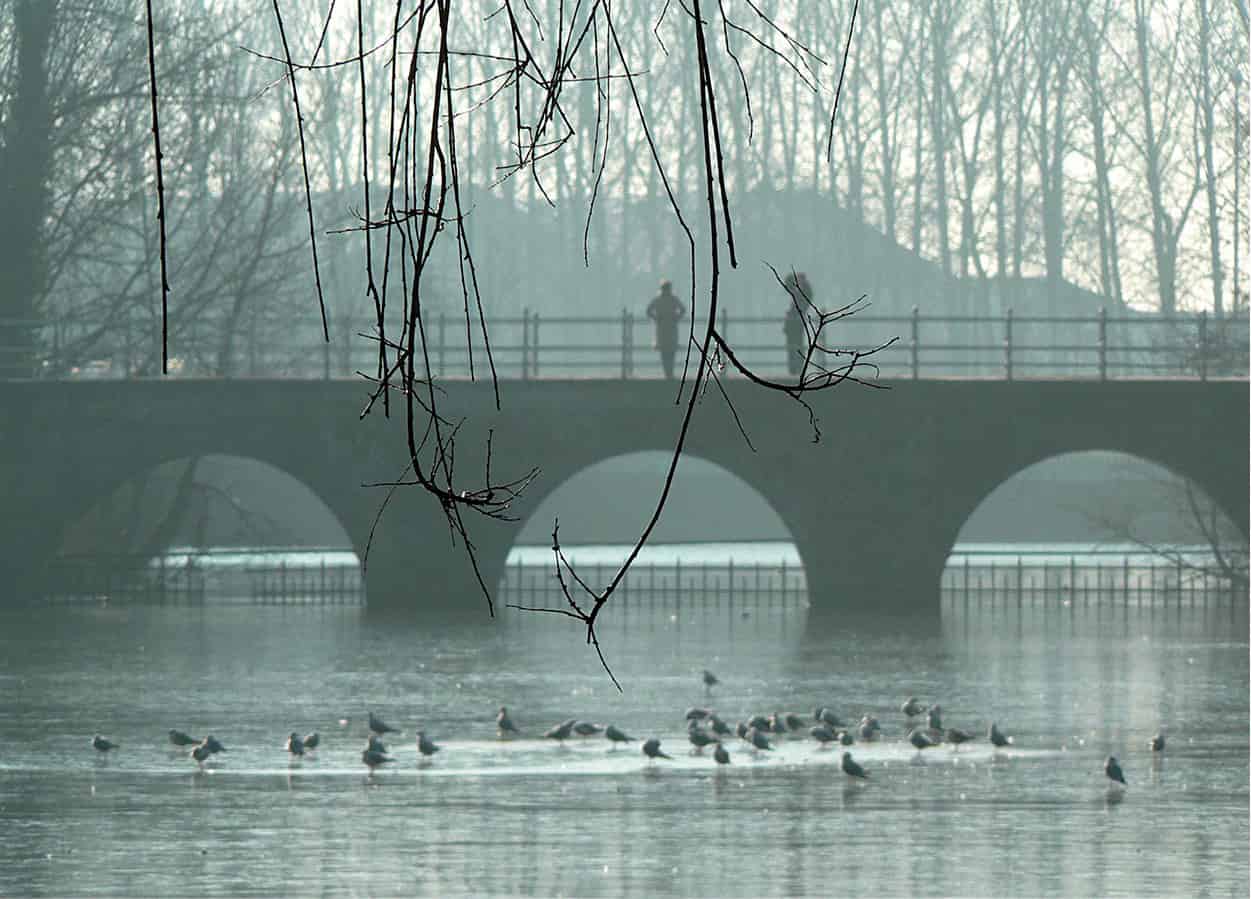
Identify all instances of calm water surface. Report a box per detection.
[0,597,1246,897]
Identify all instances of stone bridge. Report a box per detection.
[0,378,1245,626]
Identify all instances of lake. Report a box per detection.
[0,592,1246,896]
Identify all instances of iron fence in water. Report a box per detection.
[40,552,365,606]
[941,552,1247,613]
[499,558,810,615]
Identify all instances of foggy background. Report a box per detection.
[1,0,1246,379]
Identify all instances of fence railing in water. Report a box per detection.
[500,559,809,613]
[941,553,1247,611]
[40,553,365,606]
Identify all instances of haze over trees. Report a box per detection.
[0,0,1246,382]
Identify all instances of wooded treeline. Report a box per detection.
[0,0,1245,376]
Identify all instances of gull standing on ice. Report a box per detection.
[642,738,672,761]
[1105,756,1127,786]
[841,751,868,780]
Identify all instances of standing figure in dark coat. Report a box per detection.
[646,280,686,379]
[783,272,813,376]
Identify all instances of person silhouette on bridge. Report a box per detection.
[783,272,814,376]
[646,280,686,380]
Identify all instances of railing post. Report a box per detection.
[521,308,530,380]
[1097,307,1108,381]
[1004,307,1014,381]
[621,307,629,379]
[1197,310,1208,381]
[248,308,259,377]
[531,312,540,378]
[322,333,331,380]
[437,312,446,376]
[627,310,635,378]
[910,305,920,380]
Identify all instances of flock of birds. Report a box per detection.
[88,669,1162,788]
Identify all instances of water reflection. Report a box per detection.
[0,594,1245,897]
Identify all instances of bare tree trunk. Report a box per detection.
[929,2,952,275]
[872,0,898,243]
[910,48,926,257]
[1081,1,1124,305]
[1134,0,1177,316]
[1197,0,1224,316]
[988,0,1008,278]
[0,1,56,377]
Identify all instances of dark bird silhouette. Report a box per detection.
[989,722,1012,748]
[747,728,774,752]
[784,713,807,732]
[416,731,441,757]
[685,707,713,721]
[286,732,305,756]
[573,721,603,737]
[367,734,388,755]
[605,725,633,746]
[190,742,212,766]
[841,751,868,779]
[926,705,943,732]
[735,721,749,741]
[496,706,520,737]
[362,748,393,770]
[92,735,118,753]
[837,730,855,746]
[714,743,731,765]
[703,670,719,690]
[707,716,733,738]
[901,697,926,718]
[1149,733,1165,753]
[203,735,227,754]
[544,719,576,742]
[1105,756,1127,786]
[858,716,881,741]
[168,729,198,747]
[642,738,672,761]
[368,712,397,736]
[945,727,974,747]
[908,729,938,751]
[302,732,320,751]
[768,713,788,735]
[814,707,846,729]
[688,728,719,753]
[810,725,837,746]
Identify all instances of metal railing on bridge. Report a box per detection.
[2,308,1246,381]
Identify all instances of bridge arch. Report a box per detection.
[34,450,364,601]
[933,449,1246,606]
[493,450,810,644]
